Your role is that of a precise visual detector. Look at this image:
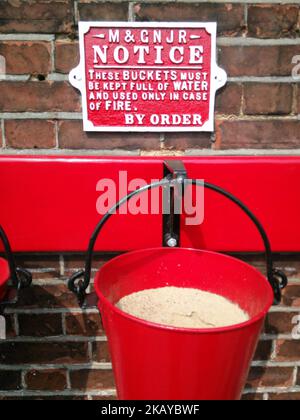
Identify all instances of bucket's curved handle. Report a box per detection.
[68,178,287,306]
[0,225,32,290]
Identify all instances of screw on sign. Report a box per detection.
[69,22,227,132]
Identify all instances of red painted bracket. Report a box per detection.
[0,156,299,253]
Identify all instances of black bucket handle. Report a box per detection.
[0,225,32,291]
[68,177,287,306]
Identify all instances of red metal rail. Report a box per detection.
[0,156,299,253]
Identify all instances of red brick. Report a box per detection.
[253,341,273,361]
[0,342,89,364]
[15,254,60,271]
[134,3,245,36]
[164,133,211,151]
[70,369,115,390]
[0,82,81,112]
[248,5,299,39]
[92,341,111,363]
[242,393,264,401]
[0,371,22,391]
[219,45,300,78]
[246,367,294,388]
[0,42,51,75]
[63,253,111,273]
[16,285,79,310]
[239,255,300,282]
[65,313,104,336]
[266,257,300,283]
[78,1,128,21]
[91,395,117,400]
[55,41,79,74]
[215,120,300,149]
[276,340,300,362]
[58,120,160,150]
[5,120,56,149]
[25,369,67,391]
[14,254,61,280]
[0,0,74,34]
[297,86,300,115]
[4,314,17,338]
[215,83,242,115]
[0,395,87,401]
[265,312,296,335]
[281,284,300,307]
[18,313,62,337]
[297,369,300,386]
[269,393,300,401]
[243,83,293,115]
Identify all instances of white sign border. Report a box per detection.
[69,22,227,133]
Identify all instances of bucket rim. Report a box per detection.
[0,257,10,288]
[94,247,274,335]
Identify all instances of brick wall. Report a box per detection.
[0,0,300,400]
[0,254,299,400]
[0,0,300,154]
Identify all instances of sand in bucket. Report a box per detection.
[116,286,249,329]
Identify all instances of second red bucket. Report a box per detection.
[0,258,9,301]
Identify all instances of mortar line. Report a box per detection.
[218,37,300,46]
[244,3,248,37]
[54,121,59,149]
[252,361,300,368]
[0,35,55,41]
[0,148,140,156]
[0,389,116,397]
[0,33,298,45]
[21,371,27,390]
[59,254,65,277]
[74,0,79,25]
[50,38,55,74]
[244,386,300,394]
[14,313,20,337]
[66,370,72,390]
[2,112,300,121]
[1,333,298,343]
[0,335,107,342]
[292,83,299,116]
[61,313,67,335]
[128,2,135,22]
[292,366,298,387]
[3,74,300,83]
[263,393,269,401]
[61,0,300,3]
[1,119,6,148]
[6,305,299,314]
[271,339,277,361]
[87,341,93,362]
[0,363,112,371]
[186,149,300,156]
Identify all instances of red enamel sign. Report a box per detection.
[70,23,227,132]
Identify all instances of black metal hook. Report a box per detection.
[68,163,287,306]
[0,225,32,299]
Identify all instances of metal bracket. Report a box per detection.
[0,288,18,312]
[0,225,32,310]
[163,161,187,248]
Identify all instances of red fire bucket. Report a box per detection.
[95,247,274,401]
[0,258,9,302]
[69,176,287,400]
